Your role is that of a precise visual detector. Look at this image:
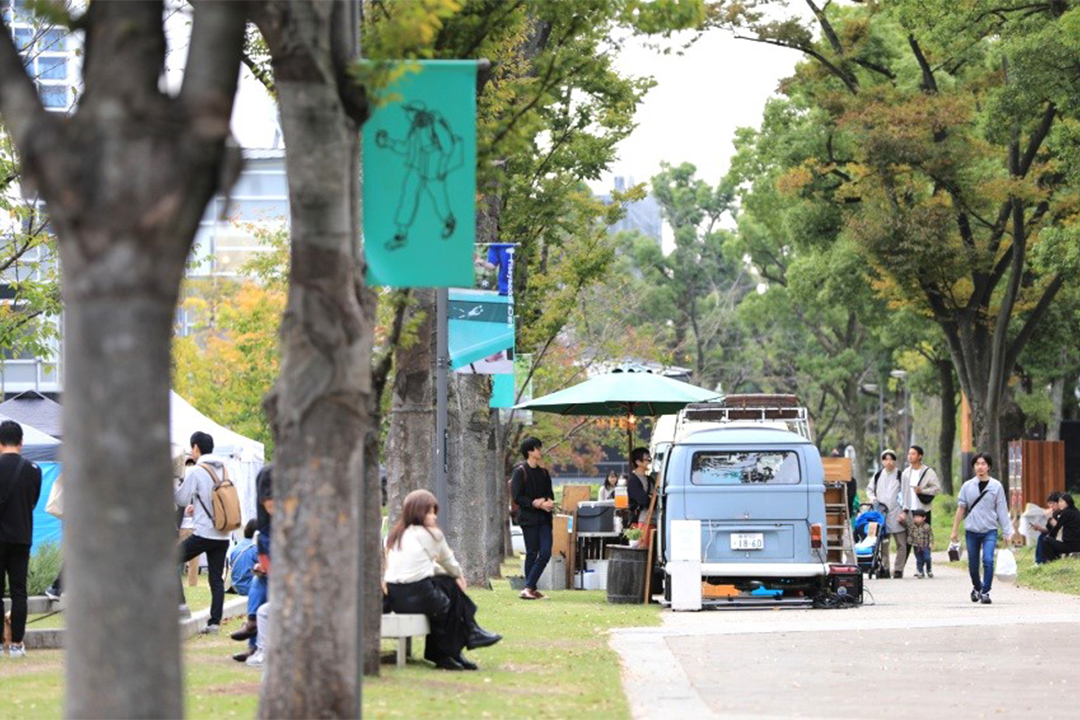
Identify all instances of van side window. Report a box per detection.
[690,451,801,485]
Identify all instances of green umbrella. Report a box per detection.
[514,367,720,458]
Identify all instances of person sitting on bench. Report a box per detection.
[383,489,501,671]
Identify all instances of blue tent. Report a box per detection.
[0,413,63,549]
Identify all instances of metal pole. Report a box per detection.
[878,380,885,458]
[435,287,450,524]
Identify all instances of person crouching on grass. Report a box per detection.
[383,489,501,671]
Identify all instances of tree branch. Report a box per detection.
[241,48,276,96]
[0,17,53,162]
[908,35,938,94]
[1005,274,1064,372]
[731,34,858,94]
[180,0,248,140]
[1019,102,1056,176]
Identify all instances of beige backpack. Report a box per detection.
[196,463,242,532]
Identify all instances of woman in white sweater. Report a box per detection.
[384,489,501,670]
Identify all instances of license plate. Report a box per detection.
[730,533,764,550]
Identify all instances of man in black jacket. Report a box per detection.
[0,420,42,658]
[1041,493,1080,564]
[626,447,655,523]
[510,436,554,600]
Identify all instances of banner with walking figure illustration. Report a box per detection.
[363,60,477,287]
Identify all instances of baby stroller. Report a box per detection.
[854,504,887,579]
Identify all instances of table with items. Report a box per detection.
[573,500,623,589]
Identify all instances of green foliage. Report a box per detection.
[172,225,288,458]
[27,541,61,597]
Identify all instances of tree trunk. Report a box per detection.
[446,372,495,586]
[63,278,185,718]
[386,289,436,522]
[1047,371,1066,442]
[937,359,956,494]
[254,2,370,715]
[0,3,246,715]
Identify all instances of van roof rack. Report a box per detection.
[679,395,813,440]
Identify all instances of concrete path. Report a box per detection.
[610,554,1080,720]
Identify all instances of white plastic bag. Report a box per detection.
[995,548,1018,580]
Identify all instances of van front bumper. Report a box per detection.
[676,561,829,578]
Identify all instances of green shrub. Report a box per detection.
[27,541,62,596]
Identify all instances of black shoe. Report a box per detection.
[893,572,903,579]
[970,588,981,603]
[433,656,465,671]
[465,628,502,650]
[980,592,992,604]
[454,653,478,671]
[232,649,254,663]
[231,620,258,642]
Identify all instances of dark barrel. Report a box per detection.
[607,545,648,604]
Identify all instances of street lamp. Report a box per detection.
[890,369,910,451]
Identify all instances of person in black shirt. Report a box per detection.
[1041,493,1080,564]
[625,447,655,523]
[0,420,42,658]
[510,437,554,600]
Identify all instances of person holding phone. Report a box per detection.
[950,453,1018,605]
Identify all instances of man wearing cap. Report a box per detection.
[866,449,909,578]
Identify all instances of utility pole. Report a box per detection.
[434,287,450,524]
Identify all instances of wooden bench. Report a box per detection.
[380,613,430,668]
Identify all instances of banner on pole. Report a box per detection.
[449,289,513,373]
[363,60,477,287]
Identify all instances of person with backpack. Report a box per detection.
[510,436,554,600]
[866,449,909,578]
[949,453,1017,605]
[0,420,42,658]
[175,431,239,633]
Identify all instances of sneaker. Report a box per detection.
[199,624,221,635]
[45,586,61,602]
[245,648,265,667]
[8,643,26,659]
[980,592,992,604]
[232,649,255,663]
[970,588,981,603]
[915,573,925,579]
[927,571,934,578]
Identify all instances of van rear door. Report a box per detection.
[682,448,808,562]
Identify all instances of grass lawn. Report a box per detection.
[2,567,659,719]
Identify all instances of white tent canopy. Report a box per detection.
[170,391,265,526]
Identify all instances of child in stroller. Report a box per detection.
[854,503,888,579]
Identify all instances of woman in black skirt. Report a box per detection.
[383,489,501,670]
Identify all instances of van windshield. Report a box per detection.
[690,450,801,485]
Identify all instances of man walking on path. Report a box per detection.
[866,449,909,578]
[175,431,231,633]
[950,453,1015,604]
[902,445,941,525]
[0,420,41,658]
[510,437,554,600]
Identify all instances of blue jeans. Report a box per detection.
[914,546,932,574]
[246,574,269,649]
[966,530,997,594]
[1035,534,1047,564]
[522,523,553,591]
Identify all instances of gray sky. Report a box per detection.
[592,29,800,194]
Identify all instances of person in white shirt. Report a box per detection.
[901,445,942,524]
[383,489,501,671]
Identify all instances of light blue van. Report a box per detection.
[661,421,830,604]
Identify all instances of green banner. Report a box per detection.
[363,61,477,287]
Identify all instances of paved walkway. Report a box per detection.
[610,554,1080,719]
